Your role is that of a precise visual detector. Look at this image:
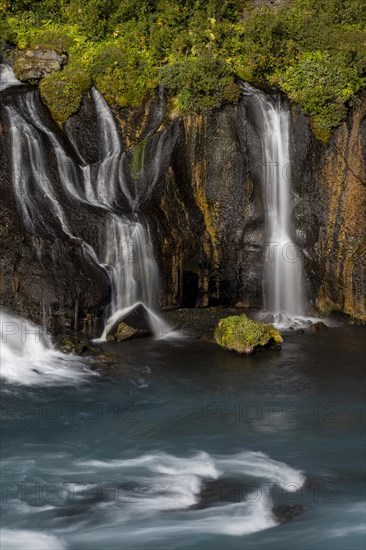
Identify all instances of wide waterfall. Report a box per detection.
[242,84,305,326]
[1,64,169,339]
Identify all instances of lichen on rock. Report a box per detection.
[13,47,67,81]
[214,314,283,355]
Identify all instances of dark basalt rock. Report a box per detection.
[0,88,109,335]
[106,304,153,341]
[189,479,248,510]
[308,321,328,333]
[272,504,307,523]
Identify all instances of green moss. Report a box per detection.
[40,66,91,125]
[214,314,283,355]
[130,139,147,180]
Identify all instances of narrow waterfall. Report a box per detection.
[0,63,22,91]
[1,64,169,338]
[242,84,304,324]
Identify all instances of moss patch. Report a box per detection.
[214,314,283,355]
[40,66,91,126]
[130,138,147,180]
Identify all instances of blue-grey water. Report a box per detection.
[1,325,365,549]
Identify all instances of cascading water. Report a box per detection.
[1,64,169,342]
[98,215,169,340]
[82,89,170,338]
[242,83,305,326]
[0,63,22,91]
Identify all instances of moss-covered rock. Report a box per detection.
[214,314,283,355]
[39,66,91,125]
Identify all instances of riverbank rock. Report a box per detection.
[13,47,67,81]
[214,314,283,354]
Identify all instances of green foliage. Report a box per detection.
[40,65,91,126]
[214,314,283,355]
[2,0,366,134]
[277,50,366,140]
[160,54,240,112]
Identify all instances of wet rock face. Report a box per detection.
[290,95,366,320]
[0,81,364,333]
[0,88,109,335]
[148,104,265,310]
[13,47,67,81]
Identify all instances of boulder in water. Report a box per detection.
[189,479,247,510]
[13,47,67,81]
[308,321,328,332]
[272,504,307,523]
[107,322,147,343]
[106,304,152,342]
[214,314,283,355]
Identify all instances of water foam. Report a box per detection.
[0,310,95,386]
[0,529,66,550]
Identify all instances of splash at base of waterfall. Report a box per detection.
[99,215,173,340]
[258,311,327,330]
[0,310,96,386]
[95,302,173,343]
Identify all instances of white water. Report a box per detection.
[0,530,66,550]
[1,70,169,340]
[0,310,94,386]
[0,64,22,91]
[75,449,304,537]
[243,84,305,327]
[98,215,170,339]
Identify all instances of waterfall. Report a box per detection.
[0,63,22,91]
[242,84,304,325]
[98,215,170,340]
[1,64,169,339]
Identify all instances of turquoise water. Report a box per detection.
[1,326,365,549]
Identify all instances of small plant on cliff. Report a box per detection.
[214,314,283,355]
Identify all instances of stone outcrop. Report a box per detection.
[13,47,67,81]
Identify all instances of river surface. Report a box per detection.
[1,325,365,550]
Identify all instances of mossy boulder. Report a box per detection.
[13,47,66,81]
[214,314,283,355]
